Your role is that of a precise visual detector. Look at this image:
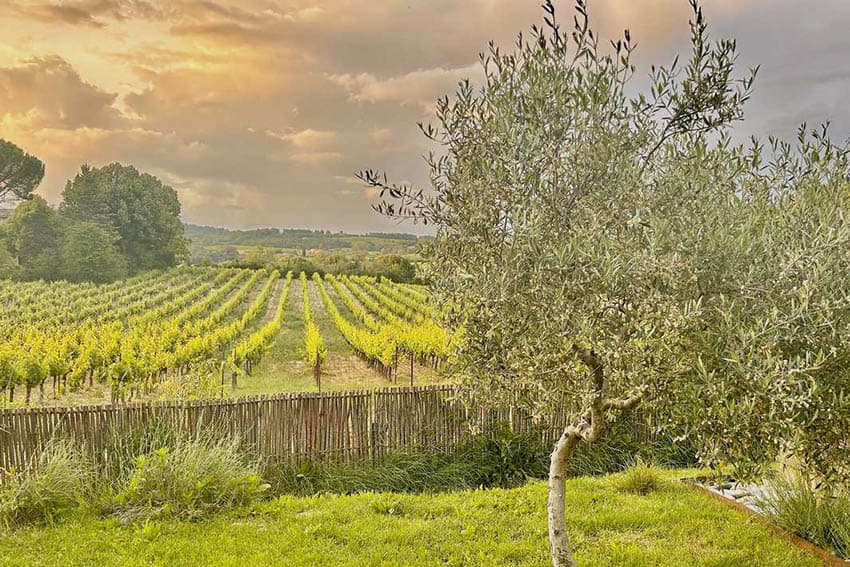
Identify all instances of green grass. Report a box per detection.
[0,470,824,566]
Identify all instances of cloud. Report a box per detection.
[0,55,122,129]
[289,151,342,164]
[2,0,164,27]
[22,3,106,27]
[331,64,480,112]
[370,128,392,147]
[266,128,338,152]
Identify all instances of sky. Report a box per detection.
[1,0,849,234]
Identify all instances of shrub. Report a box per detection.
[465,425,549,488]
[114,438,269,520]
[568,410,696,478]
[616,457,667,496]
[0,441,92,526]
[756,474,850,559]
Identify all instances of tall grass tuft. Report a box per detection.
[616,457,668,495]
[757,474,850,560]
[112,436,269,521]
[265,452,483,496]
[0,441,92,526]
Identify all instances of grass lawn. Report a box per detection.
[0,471,823,566]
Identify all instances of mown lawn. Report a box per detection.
[0,471,823,566]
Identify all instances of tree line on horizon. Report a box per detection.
[0,140,188,283]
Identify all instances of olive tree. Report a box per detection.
[360,0,848,566]
[671,126,850,490]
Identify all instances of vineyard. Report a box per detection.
[0,267,454,407]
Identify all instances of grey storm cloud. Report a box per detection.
[0,0,848,233]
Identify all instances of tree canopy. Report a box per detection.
[61,222,127,283]
[0,163,189,283]
[0,139,44,204]
[3,196,62,280]
[61,163,188,272]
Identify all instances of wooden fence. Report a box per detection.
[0,385,632,472]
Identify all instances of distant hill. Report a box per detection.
[184,223,428,263]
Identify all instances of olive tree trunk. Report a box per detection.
[548,350,644,567]
[548,427,582,567]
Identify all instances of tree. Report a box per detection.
[357,2,850,565]
[60,163,188,272]
[366,255,418,283]
[0,139,44,205]
[62,222,127,283]
[0,244,16,278]
[242,246,277,268]
[0,222,18,279]
[4,195,63,280]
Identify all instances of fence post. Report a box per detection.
[315,355,322,393]
[369,420,377,464]
[220,364,225,398]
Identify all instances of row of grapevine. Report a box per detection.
[0,269,161,324]
[336,275,453,366]
[167,271,280,372]
[324,275,380,330]
[1,269,196,332]
[230,271,294,374]
[348,276,424,323]
[315,273,397,378]
[1,266,442,405]
[301,272,327,386]
[1,271,207,401]
[376,277,436,319]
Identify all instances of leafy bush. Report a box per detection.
[467,424,549,488]
[0,442,92,526]
[114,438,269,520]
[757,474,850,559]
[616,457,668,496]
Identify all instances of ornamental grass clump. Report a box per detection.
[616,457,667,496]
[114,437,269,520]
[0,441,92,527]
[757,474,850,560]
